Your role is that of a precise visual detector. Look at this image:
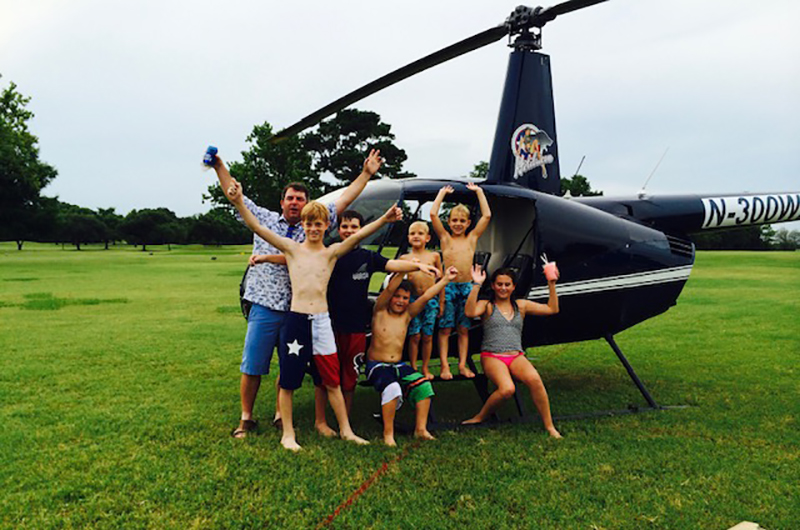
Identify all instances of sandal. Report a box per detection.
[231,419,258,439]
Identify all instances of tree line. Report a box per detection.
[2,76,797,251]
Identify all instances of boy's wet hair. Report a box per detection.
[450,204,471,219]
[396,280,414,296]
[408,220,430,235]
[300,201,329,224]
[341,210,364,226]
[282,182,309,201]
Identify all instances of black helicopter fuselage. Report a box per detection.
[342,178,701,349]
[343,179,799,350]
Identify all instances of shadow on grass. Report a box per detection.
[16,292,130,311]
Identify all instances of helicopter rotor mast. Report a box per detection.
[272,0,609,142]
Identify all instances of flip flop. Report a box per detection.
[231,419,258,439]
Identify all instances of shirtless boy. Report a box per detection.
[430,183,492,379]
[367,266,458,446]
[398,221,444,380]
[252,211,439,435]
[227,178,402,451]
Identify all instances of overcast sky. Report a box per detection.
[3,0,799,229]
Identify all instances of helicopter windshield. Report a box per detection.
[319,179,404,251]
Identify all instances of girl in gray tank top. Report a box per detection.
[461,264,563,438]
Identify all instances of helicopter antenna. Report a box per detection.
[638,147,669,199]
[572,155,586,177]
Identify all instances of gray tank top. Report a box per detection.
[480,303,524,353]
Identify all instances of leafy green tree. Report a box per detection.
[205,122,321,210]
[561,174,602,197]
[693,225,772,250]
[771,228,800,250]
[120,208,182,251]
[465,161,489,180]
[0,77,58,249]
[61,212,107,251]
[187,208,250,246]
[97,208,124,249]
[303,109,415,191]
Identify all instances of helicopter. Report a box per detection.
[263,0,800,415]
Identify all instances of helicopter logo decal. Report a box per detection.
[512,123,555,180]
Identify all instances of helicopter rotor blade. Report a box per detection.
[535,0,609,26]
[272,24,508,141]
[272,0,609,141]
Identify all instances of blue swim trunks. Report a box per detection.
[439,281,473,330]
[408,296,439,336]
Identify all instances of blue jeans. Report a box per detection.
[240,303,286,376]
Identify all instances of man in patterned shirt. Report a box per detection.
[209,149,383,439]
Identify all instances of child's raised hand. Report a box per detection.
[363,149,383,176]
[440,185,454,196]
[383,204,403,223]
[470,263,486,284]
[445,266,459,282]
[226,179,243,204]
[466,182,481,193]
[541,254,560,282]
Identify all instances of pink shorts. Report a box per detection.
[480,351,523,368]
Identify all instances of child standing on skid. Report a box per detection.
[367,266,458,446]
[463,264,562,438]
[398,221,444,380]
[430,183,492,379]
[226,178,402,451]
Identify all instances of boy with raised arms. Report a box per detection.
[430,183,492,379]
[367,266,458,446]
[250,210,440,435]
[398,220,444,380]
[226,178,402,451]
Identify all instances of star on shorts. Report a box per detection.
[286,339,303,356]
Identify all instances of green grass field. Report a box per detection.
[1,243,797,529]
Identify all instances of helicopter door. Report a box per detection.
[475,195,537,290]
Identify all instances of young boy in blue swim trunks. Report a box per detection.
[399,221,444,381]
[367,266,458,446]
[430,183,492,380]
[226,178,402,451]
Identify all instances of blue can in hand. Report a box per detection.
[203,146,218,167]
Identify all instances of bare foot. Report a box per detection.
[547,427,563,439]
[440,367,454,380]
[315,423,337,438]
[383,435,397,447]
[461,416,484,425]
[272,415,282,430]
[422,369,435,381]
[341,431,370,445]
[281,437,302,451]
[458,365,476,379]
[414,429,436,441]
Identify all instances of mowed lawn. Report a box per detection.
[0,243,797,529]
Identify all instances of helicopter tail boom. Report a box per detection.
[575,192,800,236]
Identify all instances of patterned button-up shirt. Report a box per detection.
[237,195,338,311]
